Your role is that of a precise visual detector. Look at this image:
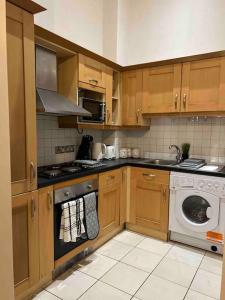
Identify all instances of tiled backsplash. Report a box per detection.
[37,115,103,166]
[37,115,225,166]
[103,117,225,164]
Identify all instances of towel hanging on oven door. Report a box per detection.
[83,192,99,240]
[59,198,85,243]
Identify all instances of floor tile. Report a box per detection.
[200,252,223,276]
[32,291,61,299]
[76,253,117,279]
[166,243,205,267]
[79,281,132,300]
[46,271,96,300]
[97,239,133,260]
[152,257,197,287]
[137,237,172,256]
[114,230,145,246]
[135,275,187,300]
[101,262,149,295]
[190,269,221,299]
[185,290,217,300]
[121,247,162,273]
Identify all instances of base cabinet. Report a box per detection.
[12,191,39,299]
[128,168,169,241]
[99,169,122,237]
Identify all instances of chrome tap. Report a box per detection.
[169,144,182,163]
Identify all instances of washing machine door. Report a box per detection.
[175,189,220,233]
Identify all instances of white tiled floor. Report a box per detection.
[33,230,223,300]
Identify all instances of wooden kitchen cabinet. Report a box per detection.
[181,57,225,113]
[12,191,39,298]
[38,186,54,281]
[122,69,147,126]
[6,2,37,196]
[142,64,182,114]
[79,54,106,88]
[128,168,169,241]
[99,169,122,236]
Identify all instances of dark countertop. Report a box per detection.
[38,158,225,188]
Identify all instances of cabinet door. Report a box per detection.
[79,54,106,88]
[130,168,169,235]
[99,170,121,236]
[122,69,144,125]
[38,186,54,280]
[6,2,37,196]
[12,191,39,297]
[181,57,225,112]
[143,64,182,114]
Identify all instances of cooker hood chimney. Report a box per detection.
[36,46,91,116]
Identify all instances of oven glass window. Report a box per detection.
[182,195,210,224]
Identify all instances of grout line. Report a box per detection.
[131,241,175,298]
[181,250,206,300]
[43,289,63,300]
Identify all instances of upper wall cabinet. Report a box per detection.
[78,54,106,89]
[6,2,37,196]
[122,69,148,126]
[142,64,182,114]
[181,57,225,113]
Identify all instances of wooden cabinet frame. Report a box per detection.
[7,2,37,196]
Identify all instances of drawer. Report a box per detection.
[99,169,122,188]
[131,167,170,185]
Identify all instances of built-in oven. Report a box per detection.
[79,97,105,123]
[54,178,98,261]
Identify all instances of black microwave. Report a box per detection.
[79,97,105,123]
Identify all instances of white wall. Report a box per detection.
[35,0,104,56]
[35,0,225,66]
[117,0,225,66]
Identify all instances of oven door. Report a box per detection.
[175,189,220,233]
[54,198,88,261]
[79,98,105,123]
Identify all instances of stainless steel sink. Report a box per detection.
[143,159,177,166]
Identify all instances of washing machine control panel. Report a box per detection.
[170,172,225,197]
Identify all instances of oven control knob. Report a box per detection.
[64,191,70,197]
[87,185,93,189]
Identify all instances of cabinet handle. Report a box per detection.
[183,93,187,109]
[143,173,156,179]
[162,188,167,201]
[107,109,110,123]
[30,161,36,183]
[174,94,178,109]
[31,197,36,218]
[136,109,140,124]
[89,79,98,85]
[107,175,115,181]
[47,192,53,210]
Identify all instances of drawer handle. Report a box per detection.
[143,173,156,178]
[47,192,53,210]
[89,79,98,85]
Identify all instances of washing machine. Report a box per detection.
[169,171,225,254]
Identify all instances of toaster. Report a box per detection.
[105,145,116,160]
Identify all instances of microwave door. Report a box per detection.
[80,98,105,123]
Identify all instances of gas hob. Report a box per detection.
[38,160,106,179]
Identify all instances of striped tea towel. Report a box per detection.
[83,192,99,240]
[59,198,85,243]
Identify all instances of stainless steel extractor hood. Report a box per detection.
[36,46,91,116]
